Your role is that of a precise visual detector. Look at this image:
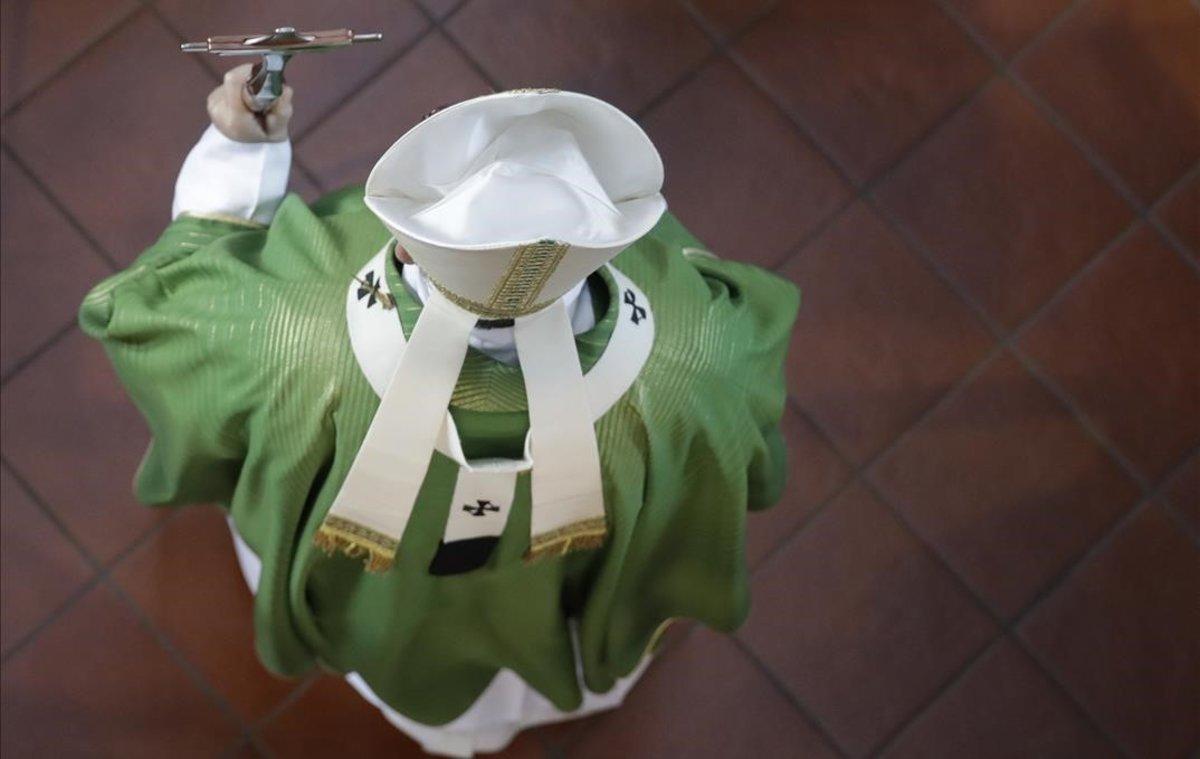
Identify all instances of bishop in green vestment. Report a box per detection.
[79,75,799,755]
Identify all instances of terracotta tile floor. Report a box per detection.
[1,1,1196,756]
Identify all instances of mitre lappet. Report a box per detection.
[314,90,668,571]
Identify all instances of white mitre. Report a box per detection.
[316,89,667,571]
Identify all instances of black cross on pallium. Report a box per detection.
[355,270,396,310]
[623,289,647,325]
[463,499,500,517]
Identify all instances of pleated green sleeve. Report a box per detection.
[682,248,799,512]
[574,216,800,695]
[78,213,267,507]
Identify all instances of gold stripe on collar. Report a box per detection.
[427,240,569,318]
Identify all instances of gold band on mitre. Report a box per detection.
[523,516,609,563]
[313,515,399,573]
[428,240,569,319]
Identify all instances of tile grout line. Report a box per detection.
[726,0,1181,748]
[749,400,868,573]
[104,568,256,742]
[774,7,1200,752]
[745,0,1167,536]
[1,132,125,389]
[857,473,1136,758]
[768,398,1129,758]
[0,455,253,740]
[288,23,439,146]
[1013,445,1198,625]
[0,459,109,662]
[916,2,1200,503]
[437,0,780,128]
[141,2,238,89]
[290,158,327,196]
[737,65,1005,274]
[0,1,147,120]
[742,335,999,716]
[244,675,319,754]
[867,198,1149,484]
[0,455,174,663]
[742,398,859,575]
[417,0,520,92]
[1149,158,1200,211]
[997,452,1200,758]
[1157,449,1200,545]
[1143,160,1200,260]
[744,348,1006,747]
[782,186,1176,759]
[656,10,1069,751]
[0,142,121,270]
[771,107,1160,759]
[753,0,1097,278]
[789,370,1144,758]
[556,624,706,756]
[729,637,854,758]
[427,20,505,93]
[933,0,1200,277]
[633,0,781,123]
[219,735,260,759]
[865,635,1007,757]
[0,319,77,389]
[0,139,119,389]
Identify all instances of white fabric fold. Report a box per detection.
[228,520,650,758]
[441,463,519,544]
[408,118,625,245]
[365,92,667,311]
[172,124,291,224]
[321,288,477,562]
[515,301,606,550]
[333,247,656,568]
[401,260,595,366]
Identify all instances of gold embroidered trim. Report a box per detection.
[427,279,554,319]
[524,516,608,563]
[489,240,569,314]
[428,239,568,318]
[179,211,268,229]
[313,516,398,573]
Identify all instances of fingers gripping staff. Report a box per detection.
[316,90,668,572]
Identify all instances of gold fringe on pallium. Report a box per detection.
[313,515,399,574]
[524,517,608,563]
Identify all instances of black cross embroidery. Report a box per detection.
[355,270,396,310]
[463,499,500,517]
[624,289,647,325]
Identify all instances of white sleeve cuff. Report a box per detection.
[171,125,292,225]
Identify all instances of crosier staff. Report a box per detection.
[181,26,382,130]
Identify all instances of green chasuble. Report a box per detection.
[78,187,800,725]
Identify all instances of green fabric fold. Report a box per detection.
[79,188,799,724]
